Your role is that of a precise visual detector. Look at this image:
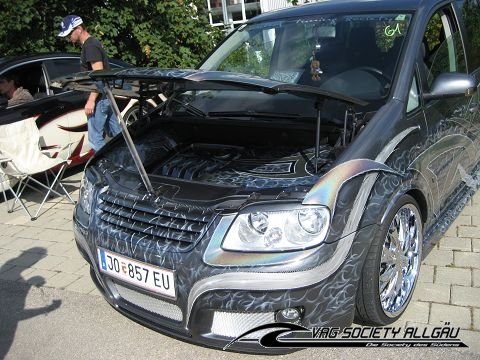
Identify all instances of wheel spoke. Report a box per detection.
[399,212,409,249]
[381,265,403,294]
[381,245,396,264]
[393,268,404,293]
[380,272,398,305]
[404,231,419,257]
[379,265,396,292]
[389,218,401,248]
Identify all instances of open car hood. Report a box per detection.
[53,68,368,107]
[53,68,370,198]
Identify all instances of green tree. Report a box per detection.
[463,0,480,68]
[0,0,223,68]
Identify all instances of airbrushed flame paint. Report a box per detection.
[302,159,398,210]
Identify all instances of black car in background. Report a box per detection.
[64,0,480,354]
[0,53,136,189]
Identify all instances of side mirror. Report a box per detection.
[423,72,477,101]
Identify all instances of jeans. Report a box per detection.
[88,98,122,152]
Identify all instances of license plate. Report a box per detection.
[97,248,176,299]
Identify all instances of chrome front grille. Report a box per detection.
[98,188,215,245]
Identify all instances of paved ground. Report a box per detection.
[0,167,479,357]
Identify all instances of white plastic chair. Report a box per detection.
[0,118,74,220]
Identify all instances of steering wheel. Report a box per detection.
[356,66,391,81]
[355,66,392,94]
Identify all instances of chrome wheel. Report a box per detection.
[379,203,422,317]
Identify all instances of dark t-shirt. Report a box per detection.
[80,37,109,71]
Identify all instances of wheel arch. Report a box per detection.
[405,188,428,224]
[379,187,428,227]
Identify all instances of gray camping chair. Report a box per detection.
[0,118,74,220]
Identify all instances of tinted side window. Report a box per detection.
[424,6,467,87]
[44,58,80,80]
[406,73,420,113]
[44,58,81,94]
[461,0,480,70]
[1,62,45,100]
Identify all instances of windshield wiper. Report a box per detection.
[168,97,206,117]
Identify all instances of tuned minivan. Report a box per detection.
[64,0,480,353]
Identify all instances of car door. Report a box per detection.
[42,57,91,163]
[0,56,90,165]
[416,3,478,217]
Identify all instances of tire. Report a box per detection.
[124,102,157,126]
[123,105,142,127]
[355,194,423,325]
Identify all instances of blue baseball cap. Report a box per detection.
[58,15,83,37]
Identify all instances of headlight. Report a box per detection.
[222,206,330,252]
[78,174,95,215]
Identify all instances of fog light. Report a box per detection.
[275,307,302,323]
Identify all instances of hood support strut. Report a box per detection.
[103,82,156,196]
[314,99,325,174]
[314,105,321,173]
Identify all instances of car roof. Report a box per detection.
[252,0,430,22]
[0,53,78,68]
[0,52,130,71]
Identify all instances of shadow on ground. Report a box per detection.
[0,247,61,359]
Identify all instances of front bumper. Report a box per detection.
[73,204,374,354]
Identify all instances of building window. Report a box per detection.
[208,0,261,30]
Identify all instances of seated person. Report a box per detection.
[0,73,34,106]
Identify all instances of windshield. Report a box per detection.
[200,13,412,101]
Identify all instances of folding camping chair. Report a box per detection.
[0,118,74,220]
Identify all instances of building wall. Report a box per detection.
[207,0,317,30]
[259,0,290,13]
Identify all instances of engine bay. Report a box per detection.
[118,108,364,194]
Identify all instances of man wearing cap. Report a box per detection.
[58,15,121,152]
